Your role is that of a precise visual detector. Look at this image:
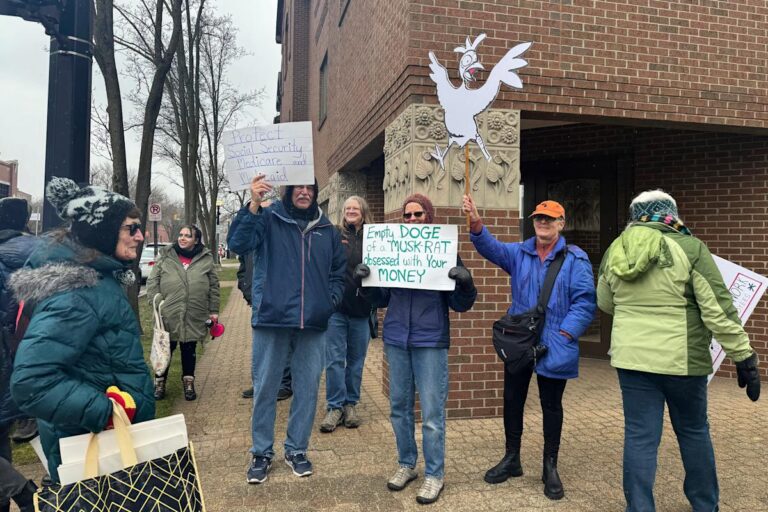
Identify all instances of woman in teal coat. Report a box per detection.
[9,178,155,482]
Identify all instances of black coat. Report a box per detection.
[338,225,374,318]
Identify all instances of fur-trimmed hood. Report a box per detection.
[9,262,99,310]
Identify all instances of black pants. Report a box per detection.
[503,364,567,456]
[160,341,197,379]
[0,424,28,505]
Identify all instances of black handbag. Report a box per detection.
[492,251,566,374]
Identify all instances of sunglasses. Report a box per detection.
[403,211,425,220]
[122,223,143,236]
[532,215,562,223]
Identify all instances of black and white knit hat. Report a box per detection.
[46,177,137,256]
[629,189,679,221]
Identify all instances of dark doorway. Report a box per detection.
[521,155,631,358]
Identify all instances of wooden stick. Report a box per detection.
[464,145,470,230]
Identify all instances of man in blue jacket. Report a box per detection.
[463,194,596,501]
[228,175,346,484]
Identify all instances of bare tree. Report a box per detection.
[197,14,263,254]
[91,0,184,313]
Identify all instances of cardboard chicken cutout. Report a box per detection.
[428,34,532,170]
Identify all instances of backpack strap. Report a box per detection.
[536,250,566,312]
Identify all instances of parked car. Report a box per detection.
[139,244,169,284]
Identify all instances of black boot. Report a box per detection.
[154,377,166,400]
[183,376,197,401]
[12,480,38,512]
[484,451,523,484]
[542,454,564,500]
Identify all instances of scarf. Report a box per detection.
[173,242,204,259]
[635,214,691,236]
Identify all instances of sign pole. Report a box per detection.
[153,221,159,256]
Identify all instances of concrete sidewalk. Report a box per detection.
[177,286,768,511]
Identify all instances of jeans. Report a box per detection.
[325,312,370,410]
[250,327,325,458]
[503,364,567,455]
[0,424,28,504]
[384,344,448,479]
[617,369,719,512]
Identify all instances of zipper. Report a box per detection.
[300,227,305,329]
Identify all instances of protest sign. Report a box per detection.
[709,255,767,382]
[362,224,458,291]
[222,121,314,190]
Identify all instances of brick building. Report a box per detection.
[0,159,21,198]
[275,0,768,418]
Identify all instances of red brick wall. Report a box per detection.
[410,0,768,130]
[522,124,768,380]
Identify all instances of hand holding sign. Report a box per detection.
[248,174,273,213]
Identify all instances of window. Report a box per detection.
[319,52,328,126]
[0,183,9,199]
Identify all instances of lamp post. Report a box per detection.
[0,0,92,231]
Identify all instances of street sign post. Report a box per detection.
[148,203,162,256]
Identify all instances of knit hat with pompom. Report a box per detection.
[46,177,137,256]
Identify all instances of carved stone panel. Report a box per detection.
[384,104,521,213]
[319,170,368,225]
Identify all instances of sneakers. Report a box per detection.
[416,476,444,505]
[246,455,272,484]
[343,404,361,428]
[319,408,344,433]
[284,452,313,477]
[183,376,196,401]
[241,387,253,399]
[387,466,418,491]
[154,377,166,401]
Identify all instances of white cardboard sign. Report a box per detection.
[222,121,314,191]
[361,224,458,291]
[709,255,767,382]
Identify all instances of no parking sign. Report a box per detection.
[148,203,162,222]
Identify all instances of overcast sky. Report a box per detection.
[0,0,281,200]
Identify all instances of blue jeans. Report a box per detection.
[325,312,370,410]
[384,344,448,479]
[250,327,325,458]
[617,369,719,512]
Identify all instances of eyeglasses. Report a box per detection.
[403,211,425,220]
[122,223,143,236]
[532,215,562,224]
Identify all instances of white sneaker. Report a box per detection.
[416,476,444,504]
[387,466,418,491]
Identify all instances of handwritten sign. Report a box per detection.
[361,224,458,291]
[222,121,314,190]
[709,255,767,382]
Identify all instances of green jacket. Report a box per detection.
[9,237,155,480]
[146,245,220,342]
[597,222,753,376]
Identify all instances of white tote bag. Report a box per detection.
[150,294,171,376]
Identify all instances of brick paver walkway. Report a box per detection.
[175,284,768,511]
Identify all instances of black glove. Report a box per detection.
[353,264,371,285]
[448,266,474,292]
[735,352,760,402]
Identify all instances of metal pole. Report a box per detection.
[42,0,92,231]
[153,221,158,256]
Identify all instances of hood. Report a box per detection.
[604,225,672,281]
[9,262,99,310]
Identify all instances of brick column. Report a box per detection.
[382,104,522,419]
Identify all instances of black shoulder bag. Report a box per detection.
[492,251,566,374]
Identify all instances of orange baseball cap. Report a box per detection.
[529,200,565,219]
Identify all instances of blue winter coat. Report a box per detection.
[9,237,155,480]
[228,201,346,331]
[0,230,40,426]
[470,228,596,379]
[365,255,477,350]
